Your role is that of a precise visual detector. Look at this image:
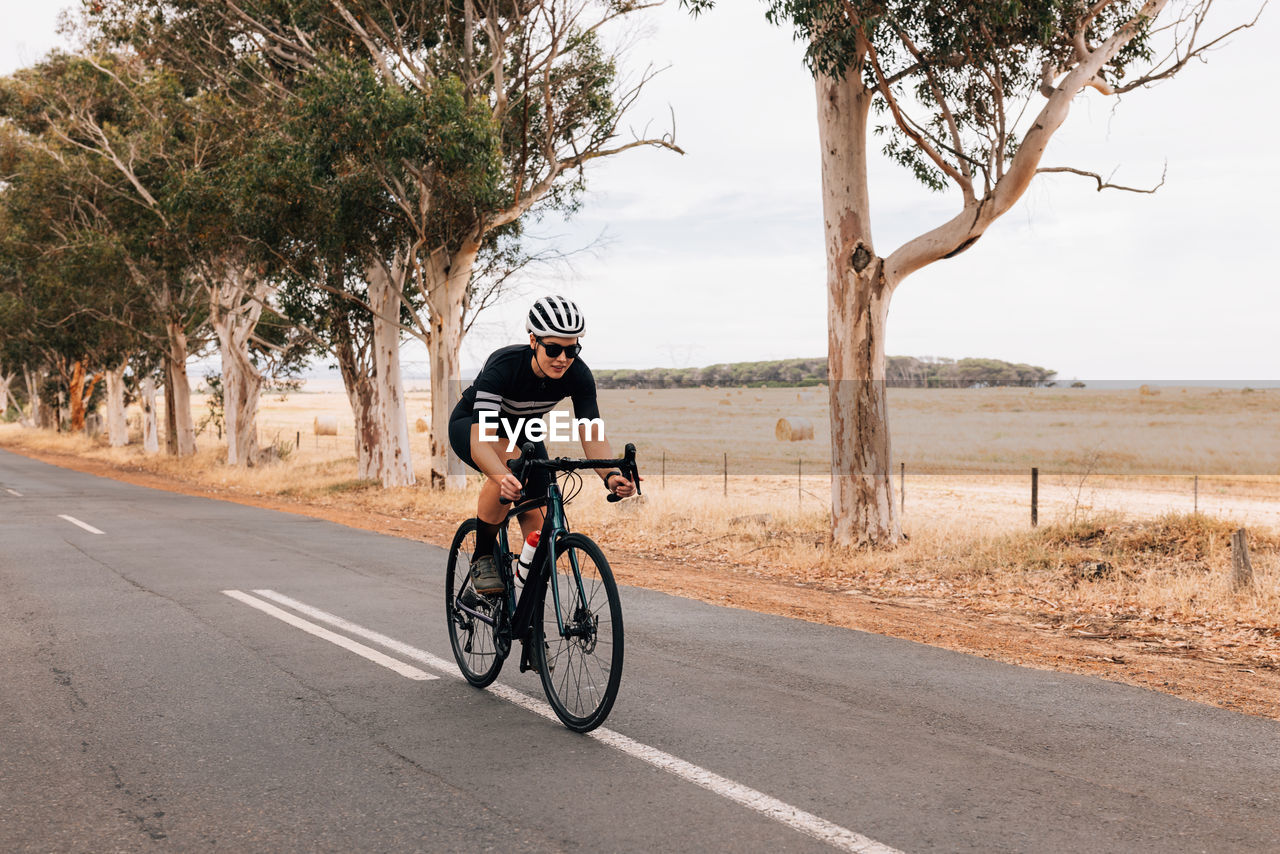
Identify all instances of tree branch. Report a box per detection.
[1036,163,1167,193]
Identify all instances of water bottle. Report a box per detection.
[515,530,540,586]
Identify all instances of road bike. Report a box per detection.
[445,442,640,732]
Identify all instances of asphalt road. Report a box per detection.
[2,448,1278,853]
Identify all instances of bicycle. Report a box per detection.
[445,441,641,732]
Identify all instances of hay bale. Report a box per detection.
[775,416,814,441]
[414,417,429,433]
[314,415,338,436]
[719,398,732,406]
[754,395,764,402]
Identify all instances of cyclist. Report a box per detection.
[449,295,637,595]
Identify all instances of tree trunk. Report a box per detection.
[366,257,415,487]
[815,71,901,547]
[164,372,177,454]
[210,267,268,466]
[21,366,44,427]
[105,362,129,447]
[423,243,479,490]
[336,335,384,481]
[0,370,12,418]
[164,320,197,456]
[68,359,103,434]
[140,376,160,454]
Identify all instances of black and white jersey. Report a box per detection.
[452,344,600,431]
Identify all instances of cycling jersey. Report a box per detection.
[452,344,600,431]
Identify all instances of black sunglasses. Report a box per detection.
[536,338,582,359]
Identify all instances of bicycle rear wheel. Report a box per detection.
[445,519,505,687]
[533,533,623,732]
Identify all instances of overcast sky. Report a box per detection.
[4,1,1277,381]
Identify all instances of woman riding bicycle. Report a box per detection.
[448,295,638,595]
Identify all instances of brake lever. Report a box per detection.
[606,443,640,503]
[500,442,535,504]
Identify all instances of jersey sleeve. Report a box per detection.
[469,351,508,422]
[570,361,601,422]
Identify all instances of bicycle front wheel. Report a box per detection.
[534,533,623,732]
[445,519,505,687]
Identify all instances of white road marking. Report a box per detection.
[254,589,457,674]
[253,589,902,854]
[59,515,104,534]
[222,590,437,681]
[5,488,21,497]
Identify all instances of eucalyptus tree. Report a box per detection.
[0,53,216,454]
[85,0,681,488]
[686,0,1263,545]
[0,121,157,437]
[238,57,502,484]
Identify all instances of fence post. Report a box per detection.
[662,451,666,490]
[296,430,300,450]
[1194,474,1199,514]
[723,452,727,497]
[1231,527,1254,592]
[1031,467,1039,527]
[899,461,905,519]
[798,457,802,506]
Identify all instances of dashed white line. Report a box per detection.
[59,514,104,535]
[5,488,21,497]
[251,589,902,854]
[222,590,437,681]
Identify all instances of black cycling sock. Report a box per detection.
[474,519,502,561]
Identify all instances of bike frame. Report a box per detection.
[451,475,589,650]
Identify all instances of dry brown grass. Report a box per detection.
[6,382,1279,680]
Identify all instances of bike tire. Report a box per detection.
[445,518,505,687]
[533,533,623,732]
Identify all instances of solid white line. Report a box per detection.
[59,514,104,535]
[254,589,457,675]
[222,590,436,681]
[252,589,902,854]
[5,488,21,497]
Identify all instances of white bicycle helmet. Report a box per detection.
[526,295,585,337]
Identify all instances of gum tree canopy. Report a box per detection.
[685,0,1263,546]
[86,0,680,488]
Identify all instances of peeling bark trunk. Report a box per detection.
[68,359,103,434]
[163,373,177,454]
[210,266,269,466]
[423,244,479,490]
[335,332,383,481]
[366,257,415,487]
[105,362,129,447]
[816,71,900,547]
[140,376,159,454]
[22,366,44,427]
[164,321,197,456]
[0,370,12,418]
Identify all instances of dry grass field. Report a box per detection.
[4,381,1278,717]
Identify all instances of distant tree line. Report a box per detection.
[593,356,1056,389]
